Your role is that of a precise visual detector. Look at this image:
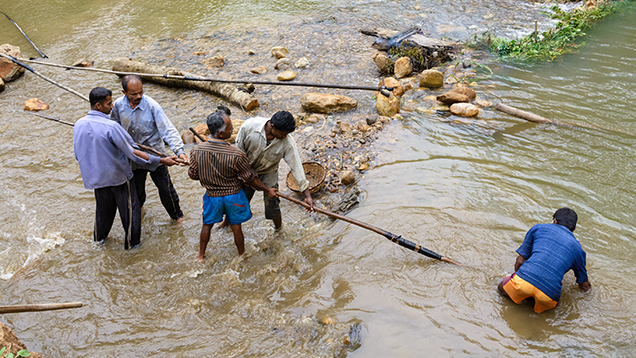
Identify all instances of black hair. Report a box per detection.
[217,104,231,116]
[270,111,296,133]
[89,87,112,107]
[553,207,577,232]
[122,74,142,91]
[206,109,228,137]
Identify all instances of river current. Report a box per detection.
[0,0,635,356]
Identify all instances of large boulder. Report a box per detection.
[301,93,357,114]
[377,77,403,97]
[0,44,25,82]
[436,91,469,105]
[376,91,400,117]
[394,57,412,79]
[419,69,444,88]
[450,103,479,117]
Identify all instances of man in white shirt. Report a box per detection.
[229,111,314,230]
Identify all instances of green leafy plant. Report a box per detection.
[0,347,31,358]
[468,1,622,61]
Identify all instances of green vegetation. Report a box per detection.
[0,348,30,358]
[469,1,622,61]
[388,44,454,73]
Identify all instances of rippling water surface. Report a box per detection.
[0,0,635,356]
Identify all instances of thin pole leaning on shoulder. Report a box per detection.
[0,302,83,314]
[0,52,88,102]
[33,113,181,161]
[278,193,464,266]
[2,12,48,58]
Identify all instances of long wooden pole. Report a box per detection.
[0,53,88,101]
[33,113,184,162]
[16,57,394,93]
[495,103,633,137]
[0,302,82,314]
[278,193,463,266]
[2,12,48,58]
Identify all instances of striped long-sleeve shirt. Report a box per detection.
[188,140,256,197]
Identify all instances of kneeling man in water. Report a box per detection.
[498,207,592,313]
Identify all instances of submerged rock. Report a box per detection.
[251,65,267,74]
[450,103,479,117]
[436,91,469,105]
[203,56,224,68]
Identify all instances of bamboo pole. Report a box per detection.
[34,113,184,162]
[2,12,48,58]
[0,302,83,314]
[278,193,463,266]
[189,127,207,142]
[495,103,633,137]
[0,53,88,101]
[16,57,393,94]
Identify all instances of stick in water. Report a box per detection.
[2,12,48,58]
[0,52,88,102]
[278,193,463,266]
[0,302,83,314]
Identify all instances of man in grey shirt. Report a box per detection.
[111,75,188,224]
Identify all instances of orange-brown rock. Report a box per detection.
[71,58,94,68]
[394,57,412,79]
[251,66,267,74]
[436,92,469,105]
[0,44,25,82]
[301,93,357,114]
[372,51,394,73]
[24,98,49,111]
[378,77,403,97]
[182,130,195,144]
[340,170,356,185]
[376,91,400,117]
[451,85,476,101]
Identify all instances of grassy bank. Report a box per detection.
[470,0,628,61]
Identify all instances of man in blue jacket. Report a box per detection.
[498,207,592,313]
[74,87,178,249]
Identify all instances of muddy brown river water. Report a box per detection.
[1,0,635,356]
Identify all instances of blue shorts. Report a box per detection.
[202,189,252,225]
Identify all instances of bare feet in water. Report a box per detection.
[197,254,205,262]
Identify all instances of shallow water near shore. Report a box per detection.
[1,0,635,356]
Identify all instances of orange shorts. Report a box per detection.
[503,273,558,313]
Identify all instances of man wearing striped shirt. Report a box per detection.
[188,106,277,260]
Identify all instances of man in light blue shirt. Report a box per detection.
[74,87,178,249]
[111,75,188,223]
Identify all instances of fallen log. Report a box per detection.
[112,58,259,111]
[495,103,633,137]
[360,27,458,72]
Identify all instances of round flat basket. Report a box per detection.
[286,162,326,194]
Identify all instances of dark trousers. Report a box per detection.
[94,180,141,250]
[132,165,183,220]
